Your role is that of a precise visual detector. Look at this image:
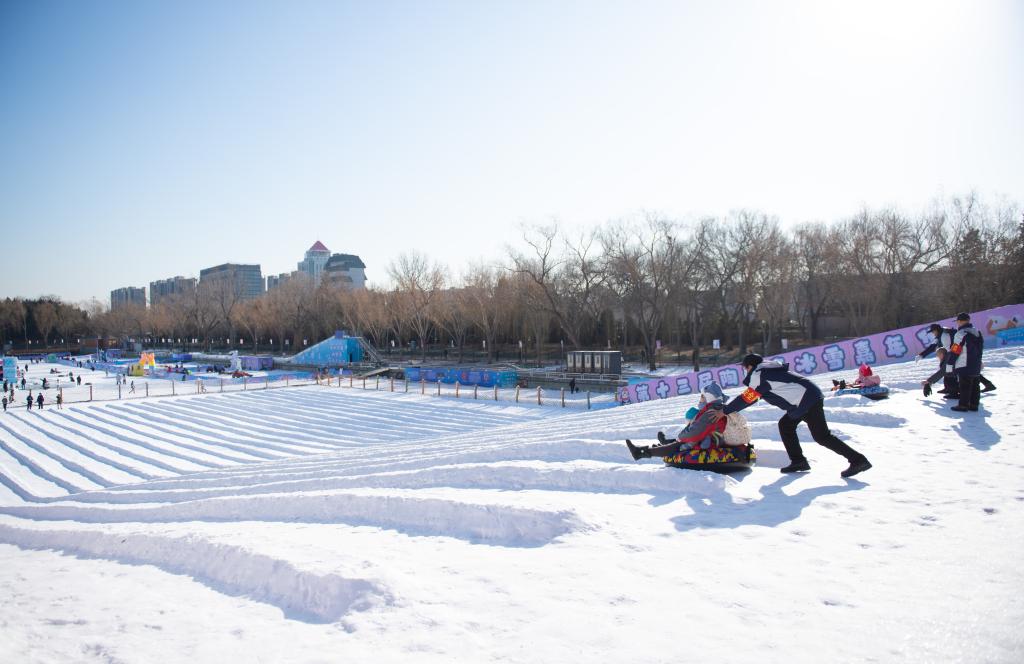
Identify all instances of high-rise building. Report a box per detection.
[266,271,301,291]
[199,263,264,301]
[323,253,367,289]
[111,286,146,310]
[297,241,331,284]
[149,276,197,305]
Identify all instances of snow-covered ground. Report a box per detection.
[1,349,1022,663]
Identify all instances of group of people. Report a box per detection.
[627,353,872,479]
[917,312,993,412]
[625,311,1002,475]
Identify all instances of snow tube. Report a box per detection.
[833,385,890,400]
[663,444,756,473]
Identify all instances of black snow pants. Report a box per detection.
[778,400,866,464]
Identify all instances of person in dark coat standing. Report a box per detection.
[26,393,32,410]
[36,392,44,410]
[711,353,871,478]
[947,312,985,412]
[918,321,995,396]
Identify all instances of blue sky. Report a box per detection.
[1,0,1022,303]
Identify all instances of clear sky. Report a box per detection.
[1,0,1022,303]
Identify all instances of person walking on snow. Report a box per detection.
[710,354,872,478]
[36,392,44,410]
[2,395,7,412]
[947,312,985,412]
[26,393,32,410]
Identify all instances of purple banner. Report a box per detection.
[618,303,1024,405]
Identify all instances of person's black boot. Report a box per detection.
[657,431,668,445]
[841,457,872,478]
[953,375,975,413]
[980,377,996,393]
[780,459,811,473]
[625,440,650,461]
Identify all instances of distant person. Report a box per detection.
[36,393,44,409]
[569,377,577,394]
[710,354,871,478]
[26,393,32,410]
[2,395,7,412]
[76,375,81,386]
[21,377,26,389]
[129,381,136,394]
[831,364,881,391]
[56,392,63,409]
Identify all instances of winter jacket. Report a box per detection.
[946,323,983,376]
[849,374,881,389]
[676,402,728,449]
[723,361,823,419]
[919,327,955,358]
[924,363,947,386]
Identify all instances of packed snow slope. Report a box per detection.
[1,349,1022,663]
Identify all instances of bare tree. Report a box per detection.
[387,252,446,360]
[509,223,598,349]
[462,264,508,363]
[32,299,59,346]
[601,214,697,371]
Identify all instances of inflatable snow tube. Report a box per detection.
[833,385,890,400]
[663,444,756,473]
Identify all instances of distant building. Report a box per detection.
[111,286,146,310]
[323,253,367,289]
[297,240,331,284]
[199,263,264,301]
[266,271,307,291]
[149,276,197,305]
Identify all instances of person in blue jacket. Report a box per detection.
[946,312,985,412]
[710,353,871,478]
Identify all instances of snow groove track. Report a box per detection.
[0,385,594,620]
[0,524,389,623]
[0,382,740,622]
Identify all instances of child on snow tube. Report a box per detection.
[625,382,750,461]
[831,364,881,391]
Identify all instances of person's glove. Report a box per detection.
[922,382,932,397]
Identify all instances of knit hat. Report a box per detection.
[858,364,872,377]
[701,382,726,403]
[928,323,943,335]
[741,353,763,369]
[955,312,970,322]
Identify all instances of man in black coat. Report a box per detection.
[711,354,871,478]
[947,313,985,412]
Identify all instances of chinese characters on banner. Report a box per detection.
[618,303,1024,405]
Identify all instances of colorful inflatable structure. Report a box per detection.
[129,352,156,376]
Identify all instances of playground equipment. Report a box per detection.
[129,352,156,377]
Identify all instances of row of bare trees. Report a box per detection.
[3,194,1022,371]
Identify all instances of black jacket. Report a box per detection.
[946,323,984,375]
[723,361,823,419]
[919,327,955,358]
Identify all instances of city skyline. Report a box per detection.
[2,0,1022,304]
